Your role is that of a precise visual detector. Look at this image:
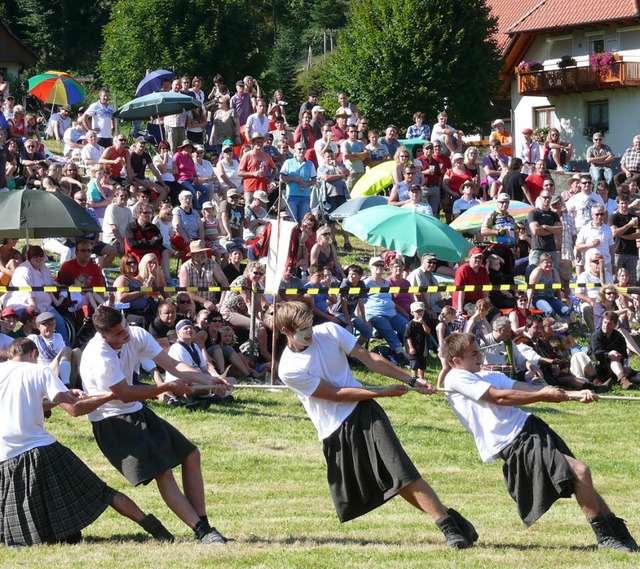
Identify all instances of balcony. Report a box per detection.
[516,61,640,96]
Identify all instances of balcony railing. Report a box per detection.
[517,61,640,96]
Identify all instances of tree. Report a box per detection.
[324,0,502,131]
[99,0,272,100]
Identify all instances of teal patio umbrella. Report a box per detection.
[343,205,472,261]
[113,92,199,121]
[0,190,101,242]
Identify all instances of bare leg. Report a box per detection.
[70,348,82,389]
[398,477,448,520]
[99,244,117,270]
[181,448,207,518]
[155,468,200,528]
[110,490,145,523]
[161,248,172,281]
[552,149,563,171]
[619,327,640,356]
[564,455,611,518]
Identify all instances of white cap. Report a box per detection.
[410,301,425,312]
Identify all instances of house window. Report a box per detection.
[587,101,609,131]
[534,106,556,129]
[590,37,605,54]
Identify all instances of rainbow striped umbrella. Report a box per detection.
[449,200,534,232]
[27,70,85,107]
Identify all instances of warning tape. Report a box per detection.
[0,282,620,295]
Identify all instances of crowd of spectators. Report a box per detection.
[3,74,640,395]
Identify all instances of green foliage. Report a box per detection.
[261,27,305,108]
[324,0,502,131]
[99,0,272,101]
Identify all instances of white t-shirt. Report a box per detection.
[80,326,162,422]
[278,322,359,440]
[0,361,65,461]
[85,101,115,138]
[81,143,104,165]
[566,192,603,231]
[28,332,65,365]
[102,203,134,243]
[445,368,529,463]
[166,341,206,382]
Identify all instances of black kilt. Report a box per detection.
[499,415,575,526]
[92,406,196,486]
[0,442,115,546]
[322,400,420,523]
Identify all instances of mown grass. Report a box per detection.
[2,356,639,568]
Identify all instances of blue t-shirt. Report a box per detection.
[304,281,330,313]
[363,277,396,318]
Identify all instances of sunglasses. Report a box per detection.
[210,318,223,323]
[125,261,138,266]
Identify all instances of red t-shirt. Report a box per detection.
[525,174,545,204]
[452,263,489,310]
[444,169,473,198]
[239,150,275,192]
[56,259,105,287]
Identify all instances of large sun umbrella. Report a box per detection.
[0,190,101,241]
[450,200,534,232]
[135,69,176,97]
[343,205,472,261]
[329,195,388,221]
[350,161,396,198]
[113,92,200,121]
[27,70,85,107]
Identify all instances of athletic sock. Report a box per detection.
[59,360,71,386]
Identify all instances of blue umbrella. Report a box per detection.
[329,195,388,221]
[135,69,175,97]
[113,92,199,121]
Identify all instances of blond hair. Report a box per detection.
[441,332,476,364]
[275,301,313,334]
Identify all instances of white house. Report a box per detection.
[0,20,37,82]
[488,0,640,163]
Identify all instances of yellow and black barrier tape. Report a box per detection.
[0,282,627,295]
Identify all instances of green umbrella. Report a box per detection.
[113,92,200,121]
[0,189,101,241]
[342,205,472,261]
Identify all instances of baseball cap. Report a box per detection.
[227,188,241,198]
[369,256,385,267]
[201,201,214,209]
[194,144,205,152]
[410,301,425,312]
[522,128,533,135]
[469,247,484,257]
[497,193,510,202]
[311,105,325,114]
[491,119,504,127]
[1,308,18,319]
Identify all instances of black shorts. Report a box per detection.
[324,195,348,223]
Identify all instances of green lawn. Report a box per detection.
[2,360,639,567]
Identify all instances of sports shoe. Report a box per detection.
[140,514,175,542]
[435,514,472,549]
[200,527,229,544]
[607,515,639,551]
[447,508,478,544]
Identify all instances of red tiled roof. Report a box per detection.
[487,0,542,51]
[506,0,640,34]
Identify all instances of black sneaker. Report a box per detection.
[200,527,228,544]
[435,514,472,549]
[447,508,478,544]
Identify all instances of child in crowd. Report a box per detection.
[404,301,431,380]
[219,325,263,379]
[464,298,492,342]
[86,165,113,219]
[436,306,458,388]
[201,201,228,266]
[69,272,104,317]
[153,203,177,283]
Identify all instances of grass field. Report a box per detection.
[2,357,639,568]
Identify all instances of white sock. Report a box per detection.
[59,360,71,386]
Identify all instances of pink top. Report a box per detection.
[173,152,197,182]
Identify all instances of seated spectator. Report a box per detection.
[219,188,247,250]
[62,118,86,157]
[113,254,157,327]
[593,285,640,357]
[587,132,614,187]
[508,291,531,337]
[527,253,571,318]
[138,252,168,297]
[482,140,508,192]
[129,137,169,207]
[72,191,118,270]
[575,204,614,274]
[46,105,71,142]
[28,311,81,388]
[81,130,104,167]
[125,205,168,268]
[0,237,23,287]
[178,239,228,311]
[219,261,266,329]
[589,311,640,390]
[303,263,340,326]
[223,243,246,283]
[102,188,134,255]
[309,225,344,282]
[363,256,409,363]
[489,119,512,156]
[19,138,47,179]
[543,127,573,171]
[518,127,540,175]
[464,298,492,342]
[387,258,413,319]
[153,140,183,205]
[596,180,616,218]
[574,250,613,332]
[193,144,220,201]
[171,190,205,258]
[243,190,271,241]
[481,193,516,246]
[451,247,490,315]
[219,325,263,379]
[86,165,114,221]
[4,245,69,346]
[149,299,177,350]
[406,111,430,140]
[452,180,479,219]
[333,263,374,345]
[430,111,463,155]
[56,238,105,294]
[201,201,227,265]
[442,153,472,202]
[403,184,433,216]
[174,139,209,210]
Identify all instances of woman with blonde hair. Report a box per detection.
[137,252,168,298]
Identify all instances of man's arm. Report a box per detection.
[53,389,116,417]
[480,384,594,406]
[310,378,409,402]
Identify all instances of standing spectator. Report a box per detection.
[575,205,615,274]
[452,248,489,315]
[178,240,228,311]
[245,98,270,141]
[164,79,187,152]
[298,90,318,123]
[336,92,360,126]
[230,80,252,127]
[309,105,326,141]
[379,124,401,157]
[610,193,640,284]
[566,175,604,233]
[406,112,430,140]
[408,253,447,326]
[268,89,289,125]
[237,133,276,203]
[102,188,134,255]
[318,149,352,249]
[614,134,640,189]
[208,95,239,151]
[280,142,317,223]
[550,194,576,286]
[404,301,431,380]
[364,129,390,168]
[524,161,548,203]
[293,110,315,150]
[500,157,531,204]
[130,137,169,205]
[489,119,512,156]
[340,124,367,191]
[543,127,573,171]
[587,132,614,187]
[518,127,540,175]
[528,188,561,266]
[82,88,115,147]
